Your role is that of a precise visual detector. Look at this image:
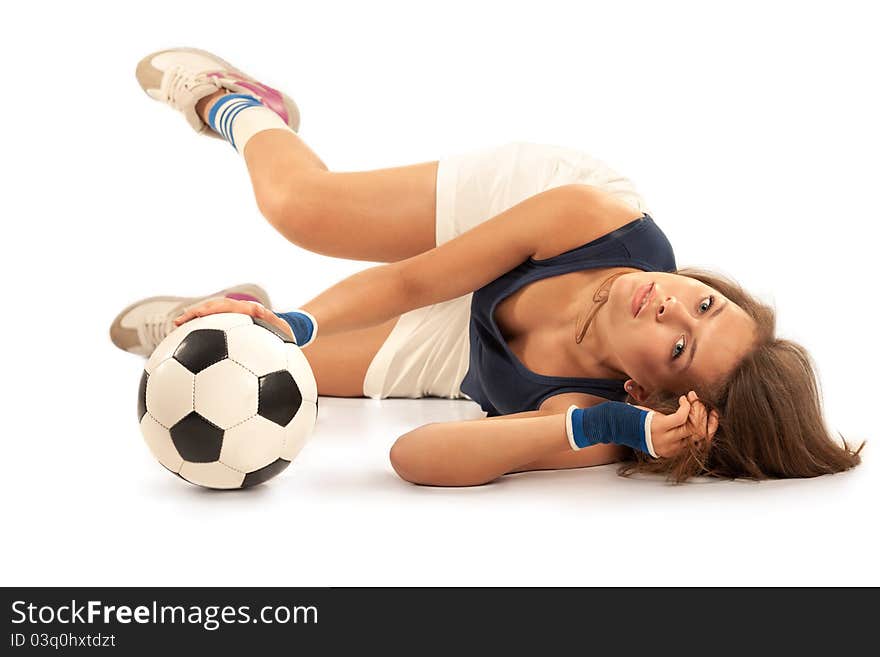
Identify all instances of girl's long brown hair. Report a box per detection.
[619,268,865,483]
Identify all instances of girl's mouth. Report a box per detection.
[632,282,654,318]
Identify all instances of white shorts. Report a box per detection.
[361,141,650,401]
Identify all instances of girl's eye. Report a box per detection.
[672,296,715,360]
[672,336,686,360]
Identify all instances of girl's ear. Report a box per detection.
[624,379,649,404]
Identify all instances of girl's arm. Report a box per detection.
[287,184,637,340]
[389,411,624,487]
[176,184,638,341]
[390,394,710,487]
[289,185,581,339]
[173,266,409,341]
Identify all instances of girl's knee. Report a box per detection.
[255,176,323,242]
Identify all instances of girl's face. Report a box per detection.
[602,272,757,398]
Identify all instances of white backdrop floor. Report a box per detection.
[5,353,875,587]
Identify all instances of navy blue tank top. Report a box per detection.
[460,213,677,416]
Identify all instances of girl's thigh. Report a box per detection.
[301,314,400,397]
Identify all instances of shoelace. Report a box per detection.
[139,313,176,352]
[159,65,223,111]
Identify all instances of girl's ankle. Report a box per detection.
[196,89,230,126]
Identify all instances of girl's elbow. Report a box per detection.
[389,434,497,487]
[390,433,441,484]
[389,435,420,483]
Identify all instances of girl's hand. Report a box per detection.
[635,391,720,458]
[173,298,295,340]
[684,390,719,444]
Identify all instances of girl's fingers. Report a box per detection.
[658,396,691,433]
[673,395,691,423]
[707,411,720,437]
[668,422,697,443]
[650,397,692,453]
[175,303,218,325]
[652,393,721,456]
[683,392,717,440]
[175,299,268,327]
[659,431,692,457]
[688,403,708,434]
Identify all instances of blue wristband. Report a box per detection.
[565,402,658,458]
[273,310,318,347]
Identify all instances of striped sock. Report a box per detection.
[207,93,294,153]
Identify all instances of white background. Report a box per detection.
[2,0,877,586]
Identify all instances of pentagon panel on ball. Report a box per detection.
[170,412,225,463]
[144,312,252,375]
[137,312,319,489]
[258,370,301,426]
[242,458,291,488]
[173,328,227,374]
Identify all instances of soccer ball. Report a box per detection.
[136,312,318,489]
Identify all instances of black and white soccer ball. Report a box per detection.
[136,313,318,489]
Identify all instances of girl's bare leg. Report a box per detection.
[197,91,439,263]
[194,93,439,395]
[301,314,401,397]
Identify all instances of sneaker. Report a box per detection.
[109,283,272,357]
[135,47,301,138]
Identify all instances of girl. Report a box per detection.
[111,48,863,486]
